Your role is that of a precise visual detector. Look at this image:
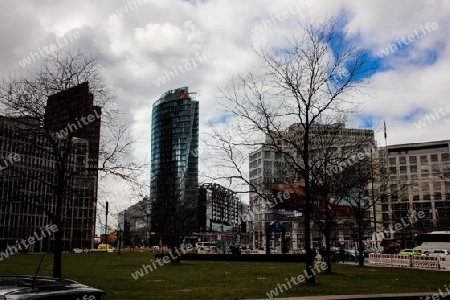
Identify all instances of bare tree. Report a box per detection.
[0,49,142,278]
[210,16,375,282]
[336,147,412,266]
[335,154,374,266]
[305,122,374,271]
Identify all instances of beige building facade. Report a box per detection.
[374,140,450,245]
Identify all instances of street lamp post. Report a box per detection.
[118,230,122,256]
[105,201,109,246]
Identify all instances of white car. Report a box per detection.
[195,242,216,253]
[421,249,450,257]
[72,248,83,253]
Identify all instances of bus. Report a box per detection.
[412,231,450,252]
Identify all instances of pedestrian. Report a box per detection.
[339,246,345,263]
[319,246,325,262]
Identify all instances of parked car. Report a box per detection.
[398,249,422,256]
[98,244,114,253]
[330,249,358,262]
[380,238,401,254]
[421,249,450,257]
[363,248,374,257]
[0,275,106,299]
[72,247,83,253]
[346,249,359,259]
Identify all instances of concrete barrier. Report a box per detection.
[174,253,308,262]
[240,250,259,254]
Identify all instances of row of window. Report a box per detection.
[392,193,450,201]
[388,163,450,173]
[382,145,449,157]
[387,182,450,193]
[382,202,450,220]
[384,153,450,165]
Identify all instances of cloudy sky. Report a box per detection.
[1,0,449,227]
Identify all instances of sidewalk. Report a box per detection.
[247,292,433,300]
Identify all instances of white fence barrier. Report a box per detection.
[440,257,450,270]
[412,255,440,269]
[391,255,410,268]
[368,253,386,265]
[369,254,450,270]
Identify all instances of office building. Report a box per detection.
[248,123,375,250]
[0,83,101,251]
[198,183,245,233]
[45,82,101,171]
[149,87,199,240]
[118,198,149,247]
[375,140,450,242]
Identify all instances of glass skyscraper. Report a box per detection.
[149,87,199,240]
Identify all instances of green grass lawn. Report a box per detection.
[0,252,448,299]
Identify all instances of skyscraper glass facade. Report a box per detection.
[149,87,199,236]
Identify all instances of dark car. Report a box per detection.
[330,249,358,262]
[0,276,106,299]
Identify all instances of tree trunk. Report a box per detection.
[53,162,65,278]
[325,231,332,273]
[304,124,315,283]
[53,221,62,278]
[358,233,365,266]
[304,207,315,282]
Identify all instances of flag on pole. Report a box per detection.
[383,121,387,145]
